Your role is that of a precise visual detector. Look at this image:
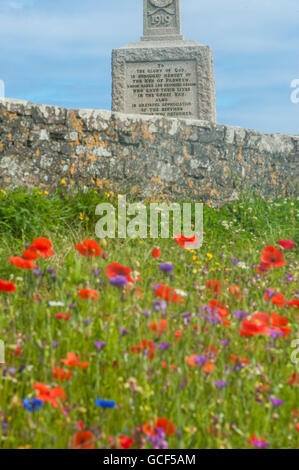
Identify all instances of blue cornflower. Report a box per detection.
[23,397,43,412]
[95,398,116,408]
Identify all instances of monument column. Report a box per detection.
[142,0,183,41]
[112,1,216,122]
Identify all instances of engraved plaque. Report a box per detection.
[125,60,198,118]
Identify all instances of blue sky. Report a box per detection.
[0,0,298,134]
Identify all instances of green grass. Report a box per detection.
[0,188,298,449]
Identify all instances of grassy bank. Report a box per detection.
[0,189,298,449]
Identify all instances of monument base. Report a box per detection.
[141,35,184,41]
[112,39,216,122]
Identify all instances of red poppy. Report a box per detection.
[154,283,184,304]
[22,249,39,260]
[78,289,99,301]
[265,292,286,307]
[288,372,299,385]
[174,329,182,338]
[209,299,230,321]
[257,262,270,274]
[255,383,269,393]
[10,257,36,270]
[55,312,71,321]
[149,319,167,335]
[202,361,216,374]
[60,352,89,369]
[33,382,65,408]
[0,280,16,292]
[230,355,250,365]
[71,431,95,449]
[209,299,222,308]
[152,247,161,259]
[174,234,199,249]
[106,262,134,283]
[278,239,295,250]
[119,435,135,449]
[204,344,218,357]
[288,299,299,309]
[260,245,286,268]
[270,312,291,337]
[161,362,176,370]
[271,312,288,327]
[53,366,72,381]
[30,238,54,258]
[130,340,155,360]
[143,417,175,436]
[14,346,22,356]
[75,239,102,257]
[228,285,243,300]
[76,420,85,431]
[206,280,222,297]
[240,312,270,337]
[156,417,175,435]
[264,290,275,302]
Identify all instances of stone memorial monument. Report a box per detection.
[112,0,216,121]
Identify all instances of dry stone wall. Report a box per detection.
[0,98,298,206]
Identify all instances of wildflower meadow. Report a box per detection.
[0,189,298,450]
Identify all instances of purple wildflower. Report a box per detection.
[142,309,151,317]
[2,420,8,431]
[109,275,128,288]
[152,299,167,312]
[199,304,221,324]
[93,269,102,277]
[94,341,107,351]
[147,428,168,449]
[234,310,248,320]
[118,327,129,336]
[194,356,208,367]
[159,263,174,273]
[181,312,191,326]
[153,284,161,291]
[269,397,285,407]
[159,342,172,351]
[213,380,228,389]
[33,267,43,277]
[269,329,283,339]
[219,339,230,347]
[265,288,276,299]
[250,437,269,449]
